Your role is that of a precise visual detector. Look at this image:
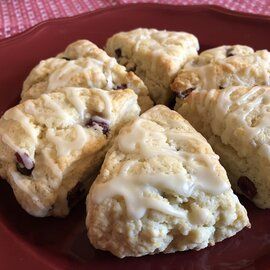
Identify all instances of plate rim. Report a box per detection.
[1,3,270,47]
[0,2,270,269]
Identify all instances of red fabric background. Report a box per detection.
[0,0,270,39]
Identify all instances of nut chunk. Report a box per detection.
[106,28,199,105]
[0,87,140,217]
[86,105,249,258]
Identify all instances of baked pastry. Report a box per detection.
[105,28,199,105]
[189,45,254,64]
[21,40,153,112]
[176,85,270,208]
[171,45,270,98]
[86,105,249,258]
[0,87,140,217]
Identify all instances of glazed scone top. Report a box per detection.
[179,86,270,158]
[171,45,270,95]
[106,28,199,86]
[57,39,107,59]
[195,45,254,65]
[91,105,230,220]
[22,40,153,112]
[0,87,140,216]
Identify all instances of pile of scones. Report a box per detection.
[2,28,270,258]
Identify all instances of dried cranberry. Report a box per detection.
[62,57,71,61]
[115,48,122,58]
[67,182,86,209]
[177,88,195,99]
[86,116,109,136]
[238,176,257,199]
[226,48,234,57]
[15,152,35,176]
[168,93,176,109]
[113,84,127,90]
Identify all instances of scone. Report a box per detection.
[105,28,199,105]
[171,45,270,99]
[86,105,249,258]
[0,87,140,217]
[21,40,153,112]
[176,85,270,208]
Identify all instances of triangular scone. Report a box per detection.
[105,28,199,105]
[177,85,270,208]
[86,105,249,258]
[0,87,140,217]
[21,40,153,112]
[171,45,270,104]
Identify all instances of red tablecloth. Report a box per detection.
[0,0,270,40]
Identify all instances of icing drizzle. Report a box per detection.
[0,87,113,211]
[92,117,230,219]
[182,51,270,90]
[47,58,118,92]
[46,124,88,157]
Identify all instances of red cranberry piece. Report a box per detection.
[177,88,195,99]
[226,48,234,57]
[113,84,127,90]
[67,182,86,209]
[115,48,122,58]
[86,116,109,136]
[238,176,257,199]
[15,152,35,176]
[168,93,176,109]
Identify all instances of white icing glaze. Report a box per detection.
[91,115,110,125]
[42,94,69,117]
[91,88,112,120]
[106,72,114,89]
[64,87,87,119]
[3,108,38,143]
[92,118,229,219]
[184,51,270,90]
[118,118,173,159]
[47,57,117,92]
[47,61,83,90]
[30,94,76,126]
[104,58,117,89]
[19,153,33,170]
[40,149,63,179]
[10,170,47,211]
[215,86,264,143]
[92,165,188,220]
[46,124,88,157]
[195,86,270,155]
[118,119,227,194]
[1,134,22,153]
